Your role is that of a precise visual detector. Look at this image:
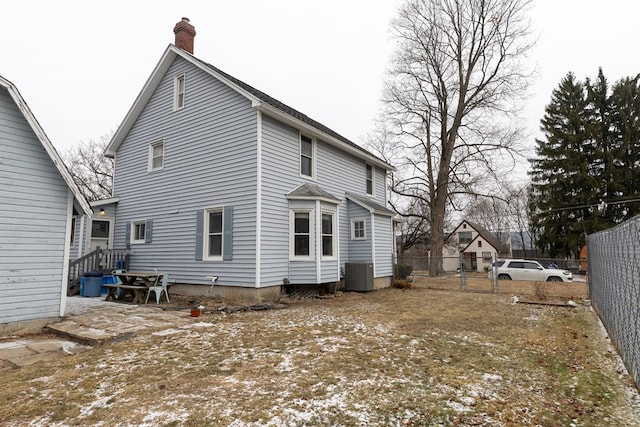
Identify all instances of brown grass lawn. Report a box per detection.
[1,285,638,426]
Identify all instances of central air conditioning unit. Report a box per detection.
[344,262,374,292]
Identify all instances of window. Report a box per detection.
[365,164,374,195]
[92,220,110,238]
[70,217,76,245]
[174,74,185,110]
[195,207,233,261]
[205,209,223,259]
[289,210,314,260]
[300,135,313,177]
[482,252,492,262]
[294,211,310,256]
[351,218,366,240]
[131,221,146,244]
[149,141,164,171]
[458,231,472,244]
[321,212,335,258]
[478,240,482,248]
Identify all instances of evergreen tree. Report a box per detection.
[529,73,590,257]
[584,68,616,230]
[609,75,640,220]
[530,70,640,257]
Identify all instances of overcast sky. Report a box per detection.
[3,0,640,178]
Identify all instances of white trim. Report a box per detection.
[130,220,147,244]
[320,209,337,261]
[299,133,316,180]
[365,163,374,197]
[148,140,164,172]
[315,200,321,282]
[286,194,340,205]
[78,214,86,258]
[351,217,367,240]
[256,111,262,288]
[0,76,92,216]
[289,208,314,261]
[90,197,120,207]
[203,207,224,261]
[90,217,114,250]
[336,204,341,280]
[60,191,74,317]
[173,73,186,111]
[370,212,376,277]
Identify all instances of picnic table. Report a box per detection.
[105,271,163,304]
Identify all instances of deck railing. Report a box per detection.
[68,247,130,295]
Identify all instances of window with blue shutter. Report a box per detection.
[196,207,233,261]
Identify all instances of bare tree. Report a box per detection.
[465,182,531,255]
[62,133,114,202]
[382,0,534,275]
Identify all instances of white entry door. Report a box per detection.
[90,219,112,251]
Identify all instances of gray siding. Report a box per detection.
[112,57,258,286]
[260,115,393,284]
[346,201,372,263]
[110,55,394,289]
[0,87,69,323]
[68,215,83,260]
[374,215,394,276]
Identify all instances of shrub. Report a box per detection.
[393,279,413,290]
[395,264,413,280]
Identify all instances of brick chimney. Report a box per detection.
[174,17,196,54]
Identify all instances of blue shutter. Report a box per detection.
[195,210,203,261]
[145,220,153,243]
[125,223,131,249]
[223,206,233,261]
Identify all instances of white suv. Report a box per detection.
[488,259,573,282]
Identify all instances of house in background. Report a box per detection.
[102,18,396,299]
[442,220,509,272]
[0,75,92,331]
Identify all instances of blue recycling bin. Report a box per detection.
[83,270,103,297]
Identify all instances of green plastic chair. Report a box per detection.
[145,273,170,304]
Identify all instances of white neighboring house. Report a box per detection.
[0,75,92,330]
[442,220,509,272]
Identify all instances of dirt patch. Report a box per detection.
[0,288,637,426]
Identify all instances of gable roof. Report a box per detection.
[447,219,508,253]
[345,192,396,217]
[105,45,393,171]
[0,75,92,216]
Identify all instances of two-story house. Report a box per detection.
[102,18,396,300]
[443,220,509,272]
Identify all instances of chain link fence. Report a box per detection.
[397,255,588,300]
[588,216,640,389]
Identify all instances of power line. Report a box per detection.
[540,198,640,214]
